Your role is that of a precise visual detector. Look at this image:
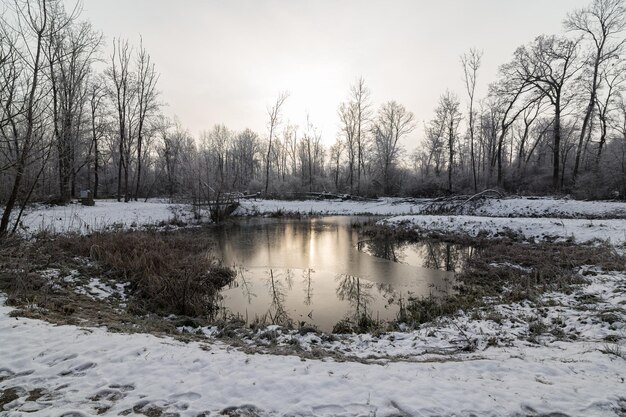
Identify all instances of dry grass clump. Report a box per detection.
[461,242,625,301]
[0,237,48,306]
[0,229,234,318]
[399,240,625,327]
[73,231,234,317]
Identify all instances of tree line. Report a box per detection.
[1,0,626,236]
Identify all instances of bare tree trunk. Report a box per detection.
[264,124,273,194]
[496,131,504,187]
[553,105,562,191]
[461,49,482,192]
[134,41,159,201]
[448,119,454,193]
[117,135,123,201]
[264,92,288,195]
[135,132,142,200]
[1,2,47,236]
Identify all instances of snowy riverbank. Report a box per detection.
[12,200,205,236]
[1,281,625,417]
[235,196,626,219]
[8,196,626,238]
[2,197,626,416]
[383,215,626,245]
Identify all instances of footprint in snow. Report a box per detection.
[312,404,347,414]
[0,368,15,382]
[108,383,135,392]
[58,362,96,377]
[47,353,78,367]
[90,388,126,402]
[169,391,201,401]
[221,404,263,417]
[132,400,172,416]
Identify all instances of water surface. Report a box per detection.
[212,216,472,331]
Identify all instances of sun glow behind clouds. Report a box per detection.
[264,62,350,142]
[70,0,591,148]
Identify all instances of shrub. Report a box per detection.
[68,231,235,317]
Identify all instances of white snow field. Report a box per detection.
[1,292,625,417]
[236,196,626,218]
[384,215,626,245]
[1,197,626,416]
[237,197,626,244]
[12,200,202,236]
[9,196,626,238]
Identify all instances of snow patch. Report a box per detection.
[1,271,626,417]
[384,215,626,245]
[74,278,130,301]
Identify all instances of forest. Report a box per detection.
[2,0,626,236]
[2,2,626,416]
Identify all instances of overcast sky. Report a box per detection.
[69,0,590,148]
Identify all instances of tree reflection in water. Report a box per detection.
[302,268,314,306]
[361,238,403,263]
[229,266,256,304]
[361,239,475,273]
[422,242,472,272]
[335,274,375,322]
[265,269,292,327]
[215,218,474,331]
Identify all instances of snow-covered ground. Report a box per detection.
[384,215,626,245]
[238,197,626,244]
[12,200,204,236]
[471,197,626,218]
[1,279,625,417]
[9,196,626,238]
[2,196,626,416]
[235,197,430,216]
[236,196,626,219]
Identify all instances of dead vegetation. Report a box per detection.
[1,220,624,358]
[0,228,235,330]
[82,231,234,316]
[396,237,626,330]
[418,190,505,216]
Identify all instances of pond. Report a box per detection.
[211,216,474,332]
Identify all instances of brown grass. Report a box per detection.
[82,231,233,316]
[0,229,234,319]
[383,230,626,327]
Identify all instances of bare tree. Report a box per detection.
[329,138,344,191]
[208,124,231,187]
[489,64,540,187]
[351,78,371,194]
[133,37,159,200]
[87,77,106,198]
[595,61,626,160]
[566,0,626,181]
[613,96,626,197]
[338,100,357,193]
[107,38,135,202]
[461,49,483,192]
[47,13,101,202]
[337,78,372,195]
[158,118,192,200]
[440,92,462,193]
[0,0,51,236]
[423,116,446,177]
[297,117,324,192]
[514,99,543,170]
[233,128,260,189]
[512,35,581,190]
[264,91,288,194]
[372,101,415,194]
